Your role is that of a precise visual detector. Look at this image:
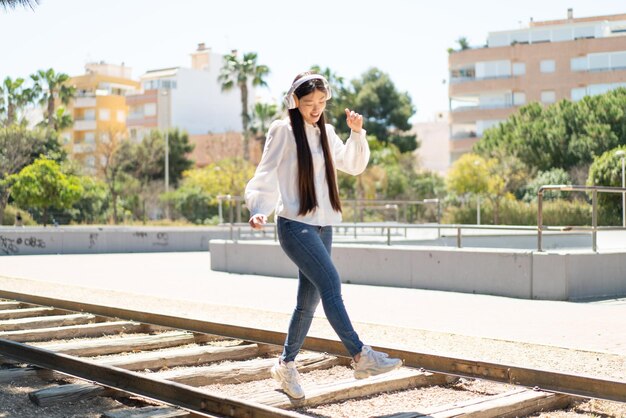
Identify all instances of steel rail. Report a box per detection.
[0,289,624,404]
[0,338,306,418]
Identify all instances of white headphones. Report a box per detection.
[283,74,332,110]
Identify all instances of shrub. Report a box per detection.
[2,205,36,226]
[441,199,612,226]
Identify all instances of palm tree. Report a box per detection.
[310,65,345,98]
[218,51,269,161]
[457,37,470,50]
[0,77,35,125]
[31,68,76,131]
[37,106,73,131]
[0,0,38,9]
[250,102,278,151]
[309,65,348,127]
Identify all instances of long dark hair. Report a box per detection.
[288,74,342,215]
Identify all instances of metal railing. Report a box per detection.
[228,221,540,248]
[537,184,626,252]
[217,196,441,225]
[219,187,626,252]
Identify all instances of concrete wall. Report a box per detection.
[0,227,232,255]
[210,240,626,301]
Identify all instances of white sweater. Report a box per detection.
[245,118,370,226]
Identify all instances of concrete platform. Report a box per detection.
[0,252,624,358]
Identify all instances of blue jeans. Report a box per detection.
[277,216,363,361]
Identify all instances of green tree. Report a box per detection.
[309,65,349,128]
[412,171,446,199]
[98,133,134,224]
[218,51,269,161]
[250,102,279,151]
[446,153,490,196]
[475,88,626,175]
[9,158,83,225]
[146,128,195,187]
[521,168,572,202]
[0,125,65,222]
[68,176,109,224]
[342,68,417,152]
[168,184,213,224]
[31,68,76,131]
[587,146,626,225]
[0,77,35,125]
[182,158,255,199]
[447,153,517,224]
[125,132,165,222]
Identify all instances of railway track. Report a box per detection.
[0,290,624,418]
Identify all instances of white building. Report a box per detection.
[127,43,245,140]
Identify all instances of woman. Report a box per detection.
[245,72,402,399]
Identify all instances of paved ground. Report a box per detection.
[0,252,624,357]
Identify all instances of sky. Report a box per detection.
[1,0,625,122]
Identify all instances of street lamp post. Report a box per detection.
[162,89,171,219]
[616,150,626,228]
[165,130,169,195]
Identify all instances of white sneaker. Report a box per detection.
[270,359,305,399]
[353,345,403,379]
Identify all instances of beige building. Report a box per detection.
[67,63,140,170]
[413,112,450,175]
[448,10,626,162]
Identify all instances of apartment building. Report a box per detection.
[126,43,243,141]
[67,63,140,170]
[448,10,626,162]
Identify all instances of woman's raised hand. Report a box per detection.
[249,214,267,230]
[345,108,363,133]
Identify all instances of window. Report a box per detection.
[144,103,157,116]
[84,132,95,143]
[574,26,595,39]
[476,60,511,79]
[613,52,626,69]
[512,62,526,76]
[116,110,125,122]
[588,84,612,96]
[99,109,110,121]
[571,57,587,72]
[541,91,556,104]
[84,109,96,120]
[540,60,556,73]
[510,31,529,44]
[476,120,504,136]
[571,87,586,101]
[531,29,551,43]
[589,53,610,71]
[513,92,526,106]
[552,28,572,42]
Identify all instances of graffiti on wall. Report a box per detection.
[153,232,169,247]
[0,235,46,255]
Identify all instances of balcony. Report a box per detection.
[73,143,96,153]
[450,74,512,84]
[450,106,517,124]
[73,119,97,131]
[73,97,97,108]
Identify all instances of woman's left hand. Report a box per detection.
[345,108,363,133]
